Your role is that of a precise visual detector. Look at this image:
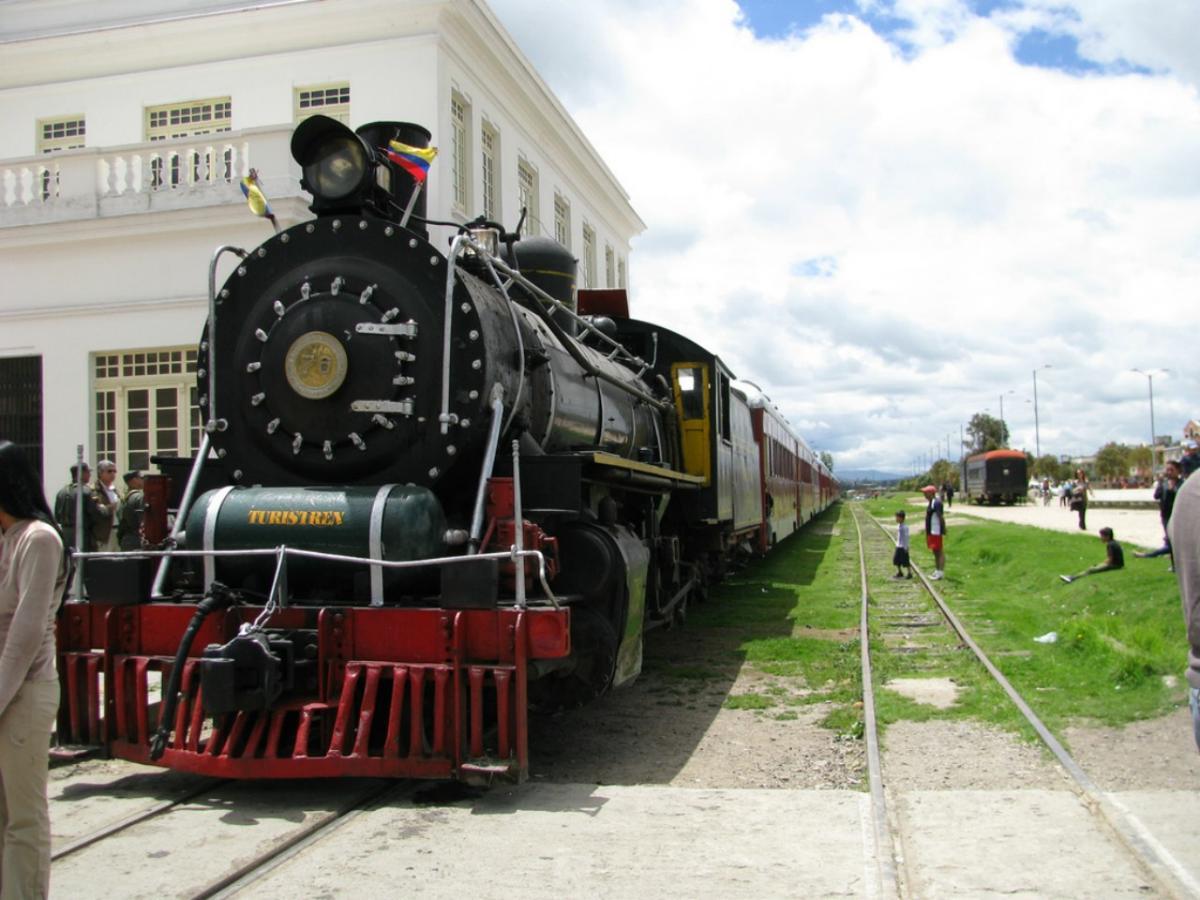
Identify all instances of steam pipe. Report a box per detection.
[467,385,506,553]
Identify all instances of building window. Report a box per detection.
[38,117,86,153]
[605,244,616,288]
[36,116,86,201]
[0,356,43,477]
[581,223,597,289]
[450,91,471,215]
[93,347,201,473]
[553,192,571,249]
[295,83,350,124]
[145,97,233,189]
[145,98,231,141]
[517,158,540,236]
[480,121,499,221]
[617,258,627,289]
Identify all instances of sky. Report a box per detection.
[487,0,1200,475]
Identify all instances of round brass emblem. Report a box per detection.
[284,331,348,399]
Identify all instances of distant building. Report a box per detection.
[0,0,643,486]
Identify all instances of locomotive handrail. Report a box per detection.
[439,232,468,435]
[149,431,213,600]
[441,231,670,414]
[488,255,658,382]
[75,543,560,607]
[468,385,506,554]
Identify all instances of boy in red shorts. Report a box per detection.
[921,484,946,580]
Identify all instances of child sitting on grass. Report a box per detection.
[1060,526,1124,583]
[893,510,913,579]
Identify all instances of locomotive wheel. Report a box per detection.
[531,605,618,711]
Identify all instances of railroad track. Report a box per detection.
[847,502,1198,900]
[48,768,409,899]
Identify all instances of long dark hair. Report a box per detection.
[0,440,58,526]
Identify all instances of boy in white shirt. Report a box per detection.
[893,510,912,579]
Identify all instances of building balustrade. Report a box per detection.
[0,125,301,228]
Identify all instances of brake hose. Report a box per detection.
[149,583,238,760]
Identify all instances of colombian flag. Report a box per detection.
[384,140,438,183]
[241,169,278,232]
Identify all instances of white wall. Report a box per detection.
[0,0,642,495]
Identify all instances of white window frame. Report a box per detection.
[451,90,471,215]
[36,115,86,201]
[605,244,616,288]
[145,97,231,142]
[295,83,350,124]
[480,119,499,221]
[553,192,571,249]
[517,157,540,236]
[145,97,233,190]
[617,257,627,289]
[93,347,201,474]
[581,222,597,289]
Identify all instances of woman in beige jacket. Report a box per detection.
[0,440,68,899]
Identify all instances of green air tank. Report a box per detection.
[183,484,447,602]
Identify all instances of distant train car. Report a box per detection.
[746,395,827,553]
[961,450,1028,505]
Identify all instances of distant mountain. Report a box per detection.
[836,468,907,484]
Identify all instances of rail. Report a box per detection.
[77,543,560,609]
[850,502,1198,900]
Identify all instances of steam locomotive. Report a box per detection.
[56,115,836,782]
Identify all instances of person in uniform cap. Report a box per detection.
[921,484,947,580]
[117,470,146,551]
[93,460,121,551]
[52,463,109,553]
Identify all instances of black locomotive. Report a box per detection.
[57,115,836,781]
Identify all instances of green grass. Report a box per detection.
[682,499,1188,747]
[688,504,864,729]
[930,516,1185,729]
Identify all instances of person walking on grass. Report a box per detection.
[892,510,912,579]
[1168,469,1200,752]
[921,484,946,580]
[1070,469,1091,530]
[1059,526,1124,583]
[1134,460,1180,569]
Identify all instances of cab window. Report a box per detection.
[676,366,704,419]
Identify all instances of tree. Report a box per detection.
[965,412,1008,454]
[1030,454,1070,482]
[819,451,834,472]
[930,458,958,488]
[1128,444,1152,478]
[1094,442,1131,484]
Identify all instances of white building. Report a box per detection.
[0,0,643,490]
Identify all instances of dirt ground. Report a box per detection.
[529,629,865,789]
[530,626,1198,794]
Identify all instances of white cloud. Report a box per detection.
[489,0,1200,473]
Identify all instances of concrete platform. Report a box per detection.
[946,500,1168,550]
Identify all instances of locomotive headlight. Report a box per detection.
[291,114,375,211]
[306,136,369,200]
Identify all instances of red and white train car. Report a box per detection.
[747,393,837,554]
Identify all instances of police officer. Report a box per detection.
[117,470,146,551]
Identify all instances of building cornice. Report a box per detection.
[439,1,645,236]
[0,292,205,322]
[0,0,444,88]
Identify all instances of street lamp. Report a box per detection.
[1032,365,1052,459]
[999,389,1014,443]
[1131,368,1169,471]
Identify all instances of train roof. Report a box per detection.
[965,449,1027,462]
